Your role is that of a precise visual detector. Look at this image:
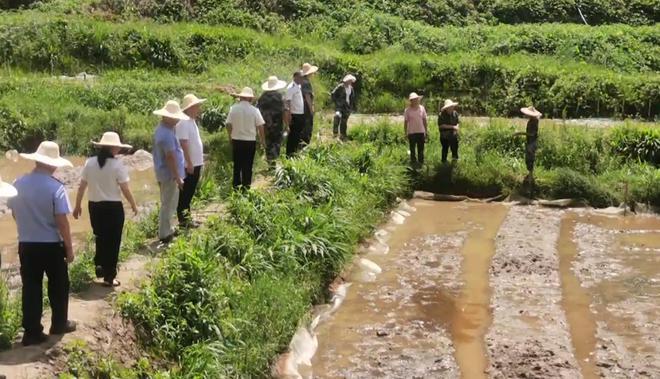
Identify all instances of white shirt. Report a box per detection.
[285,82,305,115]
[176,119,204,167]
[226,101,265,141]
[81,157,130,202]
[345,85,352,105]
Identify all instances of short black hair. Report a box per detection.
[293,71,303,78]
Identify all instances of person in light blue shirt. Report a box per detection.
[152,100,189,243]
[7,141,77,346]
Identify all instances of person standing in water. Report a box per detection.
[152,100,189,244]
[177,94,207,228]
[404,93,428,167]
[331,74,357,141]
[518,106,543,176]
[73,132,138,287]
[257,76,287,168]
[300,62,318,147]
[7,141,77,346]
[438,99,460,163]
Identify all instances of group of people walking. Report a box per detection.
[0,60,543,350]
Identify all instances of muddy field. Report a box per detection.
[302,200,660,378]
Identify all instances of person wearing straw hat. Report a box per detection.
[0,176,17,269]
[331,74,357,141]
[226,87,266,189]
[404,93,428,167]
[517,106,543,175]
[438,99,460,163]
[72,132,138,287]
[258,76,287,168]
[7,141,77,346]
[152,100,189,244]
[176,94,207,228]
[300,62,319,146]
[284,71,306,157]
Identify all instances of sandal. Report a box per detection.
[102,279,121,287]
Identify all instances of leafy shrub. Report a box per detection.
[539,168,618,207]
[0,275,20,350]
[199,107,226,133]
[609,126,660,166]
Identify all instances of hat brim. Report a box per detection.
[92,141,133,149]
[0,181,17,198]
[441,102,459,111]
[261,80,287,91]
[521,108,542,118]
[153,109,190,120]
[232,92,256,98]
[182,98,207,111]
[409,96,423,101]
[301,66,319,76]
[19,153,73,168]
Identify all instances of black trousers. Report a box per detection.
[286,114,305,157]
[526,137,538,172]
[232,140,256,189]
[408,133,426,164]
[177,165,202,224]
[440,131,459,162]
[301,110,314,146]
[333,109,351,138]
[19,242,69,336]
[89,201,125,282]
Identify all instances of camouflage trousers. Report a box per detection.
[265,117,284,165]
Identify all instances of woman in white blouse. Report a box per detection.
[73,132,138,287]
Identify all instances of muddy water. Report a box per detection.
[558,211,660,378]
[0,155,157,267]
[311,200,507,378]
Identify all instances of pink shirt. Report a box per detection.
[404,105,427,135]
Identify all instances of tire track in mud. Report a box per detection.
[487,206,581,378]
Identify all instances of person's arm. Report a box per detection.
[284,100,292,130]
[165,151,184,189]
[56,215,74,263]
[180,140,193,174]
[73,180,88,220]
[119,182,138,216]
[304,93,314,114]
[423,109,429,140]
[403,109,408,136]
[258,124,266,148]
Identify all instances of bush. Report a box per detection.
[0,275,20,350]
[609,125,660,166]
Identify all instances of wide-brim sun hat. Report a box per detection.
[301,63,319,76]
[342,74,357,83]
[181,94,207,111]
[441,99,459,111]
[232,87,256,98]
[521,106,543,118]
[262,76,287,91]
[409,92,423,101]
[92,132,132,149]
[19,141,73,168]
[0,176,17,198]
[153,100,190,120]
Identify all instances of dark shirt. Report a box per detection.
[438,110,459,128]
[301,78,314,115]
[331,84,356,111]
[526,118,539,138]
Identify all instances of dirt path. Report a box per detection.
[486,206,580,378]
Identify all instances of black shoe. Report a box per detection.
[95,265,104,279]
[21,332,48,346]
[159,234,175,245]
[50,320,77,335]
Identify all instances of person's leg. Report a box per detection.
[301,112,313,146]
[104,203,125,283]
[340,110,350,140]
[232,139,242,188]
[158,181,177,240]
[287,115,304,157]
[408,134,417,164]
[45,243,70,332]
[333,110,341,137]
[177,172,194,224]
[18,243,45,338]
[526,137,537,172]
[440,135,449,163]
[243,141,257,188]
[451,134,459,160]
[88,201,104,278]
[418,136,425,164]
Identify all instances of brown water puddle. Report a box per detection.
[311,200,507,378]
[558,211,660,378]
[0,156,157,267]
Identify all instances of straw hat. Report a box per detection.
[521,106,542,118]
[181,94,207,111]
[342,74,357,83]
[92,132,132,149]
[233,87,256,99]
[409,92,423,101]
[19,141,73,168]
[0,176,17,198]
[301,63,319,76]
[262,76,287,91]
[153,100,190,120]
[441,99,459,111]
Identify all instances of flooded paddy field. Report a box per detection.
[307,200,660,378]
